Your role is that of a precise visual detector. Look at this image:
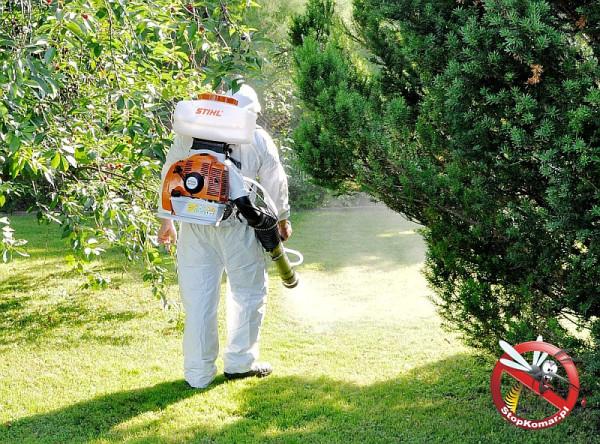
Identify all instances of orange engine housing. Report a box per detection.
[161,154,229,212]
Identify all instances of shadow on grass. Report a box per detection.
[0,266,85,296]
[1,355,595,443]
[0,379,214,443]
[4,215,161,269]
[183,356,596,444]
[0,296,28,313]
[0,274,38,295]
[0,296,142,347]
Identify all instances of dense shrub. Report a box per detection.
[247,1,330,210]
[290,0,600,408]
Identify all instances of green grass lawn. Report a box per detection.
[0,207,597,443]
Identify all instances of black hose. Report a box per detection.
[232,196,280,252]
[232,196,299,288]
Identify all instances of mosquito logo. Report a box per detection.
[490,336,581,430]
[504,383,522,413]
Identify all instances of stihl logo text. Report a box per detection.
[195,108,223,117]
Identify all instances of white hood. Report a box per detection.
[228,83,261,114]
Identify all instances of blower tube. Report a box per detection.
[233,196,299,288]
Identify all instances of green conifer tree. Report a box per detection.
[290,0,600,408]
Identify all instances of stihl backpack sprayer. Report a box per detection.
[158,92,302,288]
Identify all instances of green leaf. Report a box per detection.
[8,134,20,152]
[60,155,70,171]
[44,47,57,64]
[96,7,108,19]
[90,43,102,58]
[187,22,198,40]
[51,152,61,169]
[31,76,52,97]
[66,21,85,39]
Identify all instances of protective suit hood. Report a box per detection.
[228,83,261,114]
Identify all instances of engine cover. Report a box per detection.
[161,153,229,213]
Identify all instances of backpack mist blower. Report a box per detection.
[158,93,302,288]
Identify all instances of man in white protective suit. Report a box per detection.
[156,84,292,388]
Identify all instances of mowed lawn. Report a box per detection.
[0,207,597,443]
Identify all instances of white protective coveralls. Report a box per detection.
[158,86,290,388]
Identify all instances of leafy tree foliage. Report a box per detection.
[246,0,329,209]
[290,0,600,407]
[1,0,261,302]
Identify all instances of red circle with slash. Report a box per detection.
[490,341,580,430]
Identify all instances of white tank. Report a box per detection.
[172,93,257,144]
